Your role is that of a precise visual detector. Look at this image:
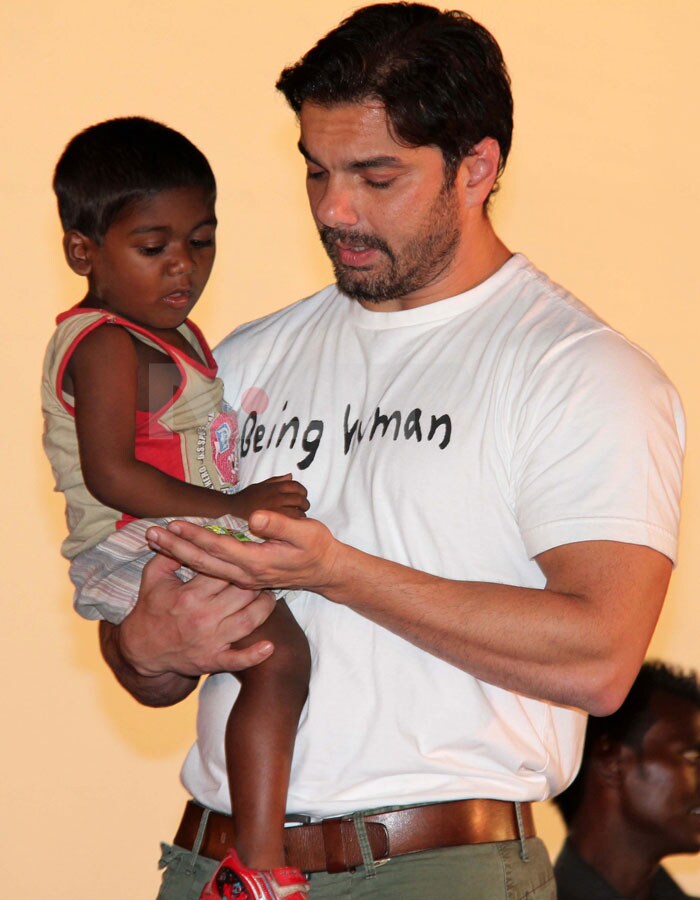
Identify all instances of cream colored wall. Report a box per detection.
[2,1,699,896]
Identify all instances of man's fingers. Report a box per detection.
[177,570,247,603]
[216,641,275,672]
[146,523,249,581]
[146,515,332,591]
[141,548,184,582]
[218,587,276,640]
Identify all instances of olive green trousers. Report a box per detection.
[156,836,556,900]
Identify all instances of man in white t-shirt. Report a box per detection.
[99,4,685,899]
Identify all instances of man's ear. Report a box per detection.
[63,230,96,276]
[458,137,502,209]
[591,735,628,787]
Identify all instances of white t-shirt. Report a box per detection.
[182,254,684,817]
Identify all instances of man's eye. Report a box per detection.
[138,246,165,256]
[306,169,326,181]
[366,179,395,190]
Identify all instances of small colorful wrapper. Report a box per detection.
[204,523,262,542]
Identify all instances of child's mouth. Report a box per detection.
[162,290,192,308]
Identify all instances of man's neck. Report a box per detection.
[358,215,511,312]
[569,821,662,900]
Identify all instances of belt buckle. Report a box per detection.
[284,813,313,826]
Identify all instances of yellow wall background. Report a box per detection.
[2,1,699,896]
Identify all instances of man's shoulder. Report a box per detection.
[214,284,340,360]
[554,842,698,900]
[502,256,674,394]
[651,865,700,900]
[500,255,613,347]
[553,840,618,900]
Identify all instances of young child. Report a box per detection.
[42,117,311,900]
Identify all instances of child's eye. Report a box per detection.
[138,245,165,256]
[191,237,215,249]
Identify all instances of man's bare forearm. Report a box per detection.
[146,516,672,716]
[319,539,671,716]
[99,621,199,708]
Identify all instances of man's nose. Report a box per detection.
[313,179,360,229]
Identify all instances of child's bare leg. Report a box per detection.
[225,598,311,870]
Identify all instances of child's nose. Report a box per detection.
[169,244,195,274]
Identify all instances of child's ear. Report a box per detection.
[63,230,96,276]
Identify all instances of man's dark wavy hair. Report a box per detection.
[53,116,216,244]
[276,2,513,190]
[553,660,700,825]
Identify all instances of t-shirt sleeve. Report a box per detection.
[511,329,685,562]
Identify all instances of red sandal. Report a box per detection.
[200,848,309,900]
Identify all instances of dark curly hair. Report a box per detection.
[553,660,700,825]
[276,2,513,189]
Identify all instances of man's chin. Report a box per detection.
[665,823,700,856]
[335,270,397,304]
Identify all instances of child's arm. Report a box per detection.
[68,326,308,519]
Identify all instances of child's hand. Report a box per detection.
[229,474,310,520]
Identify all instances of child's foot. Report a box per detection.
[200,848,310,900]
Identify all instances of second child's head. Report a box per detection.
[54,117,217,331]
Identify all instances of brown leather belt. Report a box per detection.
[174,798,535,873]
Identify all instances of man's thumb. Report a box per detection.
[247,509,290,540]
[142,549,183,584]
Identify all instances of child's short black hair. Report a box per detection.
[53,116,216,244]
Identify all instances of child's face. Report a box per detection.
[84,186,216,331]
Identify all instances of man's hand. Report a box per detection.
[143,514,673,716]
[146,511,339,593]
[229,474,310,520]
[122,552,278,676]
[99,552,277,707]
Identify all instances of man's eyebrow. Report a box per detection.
[297,141,404,170]
[298,141,315,162]
[351,156,404,170]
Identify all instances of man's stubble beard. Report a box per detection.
[319,182,461,303]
